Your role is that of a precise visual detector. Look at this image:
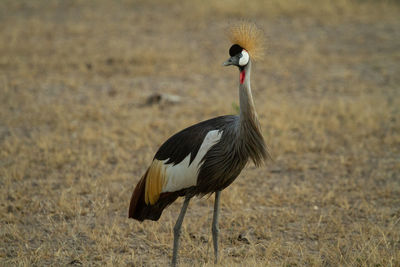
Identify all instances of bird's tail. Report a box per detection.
[128,170,180,221]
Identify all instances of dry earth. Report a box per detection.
[1,0,399,266]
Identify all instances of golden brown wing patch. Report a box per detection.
[144,159,166,205]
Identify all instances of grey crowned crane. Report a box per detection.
[129,22,270,266]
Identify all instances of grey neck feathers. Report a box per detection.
[239,61,257,123]
[238,60,270,166]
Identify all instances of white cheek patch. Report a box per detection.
[239,50,249,66]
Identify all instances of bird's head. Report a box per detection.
[223,22,265,69]
[223,44,249,67]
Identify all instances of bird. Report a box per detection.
[128,22,270,266]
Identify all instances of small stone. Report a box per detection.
[145,93,182,106]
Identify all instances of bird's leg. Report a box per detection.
[212,191,221,264]
[171,196,190,267]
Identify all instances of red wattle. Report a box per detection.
[240,70,245,84]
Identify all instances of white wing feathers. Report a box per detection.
[161,130,223,193]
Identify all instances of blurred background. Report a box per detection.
[1,0,399,266]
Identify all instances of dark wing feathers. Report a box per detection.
[154,115,237,165]
[129,115,238,221]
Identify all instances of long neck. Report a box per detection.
[239,60,257,123]
[237,60,269,166]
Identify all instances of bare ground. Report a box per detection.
[1,1,399,266]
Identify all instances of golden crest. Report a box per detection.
[228,21,265,61]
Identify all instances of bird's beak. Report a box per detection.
[223,57,233,66]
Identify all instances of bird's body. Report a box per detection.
[130,111,266,221]
[129,22,269,266]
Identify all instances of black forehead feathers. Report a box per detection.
[229,44,243,57]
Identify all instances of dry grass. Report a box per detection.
[1,0,399,266]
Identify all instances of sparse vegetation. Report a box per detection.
[1,0,399,266]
